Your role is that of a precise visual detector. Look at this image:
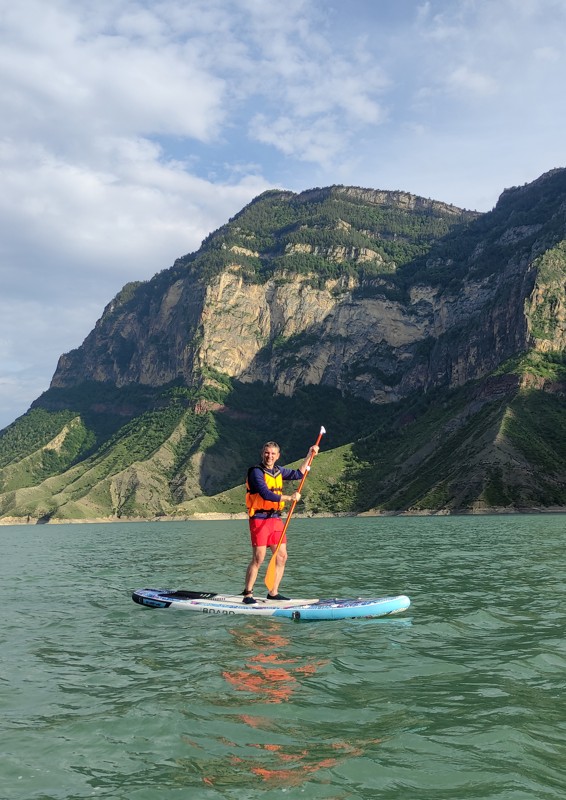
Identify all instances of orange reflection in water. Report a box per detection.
[251,757,339,785]
[210,625,343,788]
[222,667,295,703]
[201,625,383,789]
[222,628,310,704]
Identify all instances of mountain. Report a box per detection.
[1,170,565,522]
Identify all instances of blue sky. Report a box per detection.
[1,0,565,429]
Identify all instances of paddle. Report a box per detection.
[264,425,326,594]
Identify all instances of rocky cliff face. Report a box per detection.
[526,241,566,352]
[50,173,566,408]
[3,170,565,521]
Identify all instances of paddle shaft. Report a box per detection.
[264,426,325,592]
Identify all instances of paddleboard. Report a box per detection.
[131,588,410,621]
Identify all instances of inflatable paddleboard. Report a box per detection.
[131,588,410,621]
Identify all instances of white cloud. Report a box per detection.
[0,2,279,429]
[0,0,565,429]
[250,114,348,167]
[0,2,228,145]
[445,66,498,97]
[0,137,269,296]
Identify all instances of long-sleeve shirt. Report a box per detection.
[247,465,304,517]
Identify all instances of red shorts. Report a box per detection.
[249,516,287,548]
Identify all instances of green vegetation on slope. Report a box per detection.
[527,241,566,341]
[281,379,566,514]
[0,379,396,519]
[400,171,566,291]
[176,375,566,516]
[494,350,566,382]
[177,186,477,287]
[0,416,94,493]
[1,366,565,520]
[504,391,566,477]
[0,408,77,467]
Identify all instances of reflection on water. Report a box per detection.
[223,627,325,703]
[208,624,384,790]
[224,626,333,787]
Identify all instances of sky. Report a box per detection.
[1,0,565,429]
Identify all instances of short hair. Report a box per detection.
[262,441,280,453]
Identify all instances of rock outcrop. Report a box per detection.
[49,174,566,408]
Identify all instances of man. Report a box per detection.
[242,440,319,604]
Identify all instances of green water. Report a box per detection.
[1,515,565,800]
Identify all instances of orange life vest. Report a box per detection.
[246,465,285,517]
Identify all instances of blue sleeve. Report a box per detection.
[280,467,304,481]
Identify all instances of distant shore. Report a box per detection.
[1,507,566,525]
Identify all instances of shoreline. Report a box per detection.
[1,507,566,525]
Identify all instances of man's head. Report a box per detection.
[261,441,280,469]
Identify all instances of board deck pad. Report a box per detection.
[132,588,410,621]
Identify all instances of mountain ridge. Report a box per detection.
[1,170,565,522]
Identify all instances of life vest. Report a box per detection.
[246,465,285,517]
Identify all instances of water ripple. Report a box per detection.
[1,515,566,798]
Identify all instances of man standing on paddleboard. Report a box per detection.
[242,441,319,604]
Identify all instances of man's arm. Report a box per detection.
[300,444,319,473]
[279,445,319,502]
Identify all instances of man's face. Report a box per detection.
[262,446,280,469]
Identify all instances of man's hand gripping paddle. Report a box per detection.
[264,426,326,594]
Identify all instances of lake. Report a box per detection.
[1,514,565,799]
